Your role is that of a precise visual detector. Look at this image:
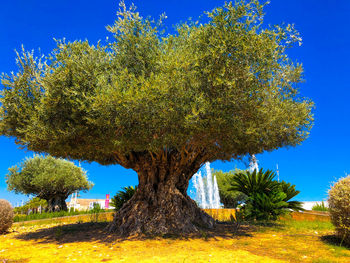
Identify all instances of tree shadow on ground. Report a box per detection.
[0,258,30,263]
[321,234,350,249]
[14,221,255,245]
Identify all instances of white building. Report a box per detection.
[301,201,328,211]
[67,198,113,211]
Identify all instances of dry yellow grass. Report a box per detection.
[0,217,349,263]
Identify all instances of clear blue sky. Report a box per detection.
[1,0,349,206]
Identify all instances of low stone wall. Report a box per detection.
[204,209,236,222]
[288,210,330,222]
[14,212,115,226]
[204,209,330,222]
[14,209,330,226]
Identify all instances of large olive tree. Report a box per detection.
[6,156,93,212]
[0,1,313,235]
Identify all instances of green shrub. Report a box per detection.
[14,197,48,215]
[279,181,304,211]
[214,170,247,208]
[89,203,103,223]
[230,169,303,221]
[244,191,289,221]
[13,209,109,222]
[0,199,14,233]
[111,186,137,211]
[328,175,350,245]
[91,202,102,212]
[312,201,328,212]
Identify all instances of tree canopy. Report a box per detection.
[6,155,93,211]
[0,1,313,168]
[1,0,314,235]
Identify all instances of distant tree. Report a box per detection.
[110,186,137,211]
[0,1,313,235]
[214,170,246,208]
[6,156,93,212]
[14,197,48,214]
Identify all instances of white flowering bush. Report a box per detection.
[328,175,350,245]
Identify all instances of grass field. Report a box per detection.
[0,216,349,263]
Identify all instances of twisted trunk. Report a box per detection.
[107,153,215,236]
[47,195,68,212]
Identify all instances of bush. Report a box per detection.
[0,199,14,233]
[13,209,110,222]
[328,175,350,245]
[230,169,303,221]
[111,186,137,211]
[214,170,247,208]
[14,197,48,215]
[89,203,103,223]
[312,201,328,212]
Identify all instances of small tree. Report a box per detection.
[0,1,313,235]
[111,186,137,211]
[6,156,93,212]
[214,170,246,208]
[14,197,48,214]
[230,169,303,221]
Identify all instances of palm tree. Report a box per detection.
[229,169,279,196]
[111,186,137,211]
[279,181,304,211]
[229,169,303,221]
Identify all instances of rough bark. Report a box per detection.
[107,154,215,236]
[47,195,68,212]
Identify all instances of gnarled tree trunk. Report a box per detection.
[107,152,215,236]
[47,195,68,212]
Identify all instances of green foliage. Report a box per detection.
[243,191,289,221]
[0,199,13,233]
[214,170,246,208]
[89,203,103,223]
[312,201,328,212]
[281,218,334,232]
[279,181,303,211]
[14,197,48,214]
[0,1,313,167]
[111,186,137,211]
[230,209,245,235]
[230,169,303,221]
[328,175,350,246]
[6,155,93,211]
[13,209,109,222]
[91,202,102,213]
[230,169,279,196]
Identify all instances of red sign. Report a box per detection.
[106,194,110,200]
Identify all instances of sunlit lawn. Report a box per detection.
[0,217,349,263]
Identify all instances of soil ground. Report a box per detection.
[0,218,349,263]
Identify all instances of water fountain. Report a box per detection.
[192,156,258,208]
[192,162,221,209]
